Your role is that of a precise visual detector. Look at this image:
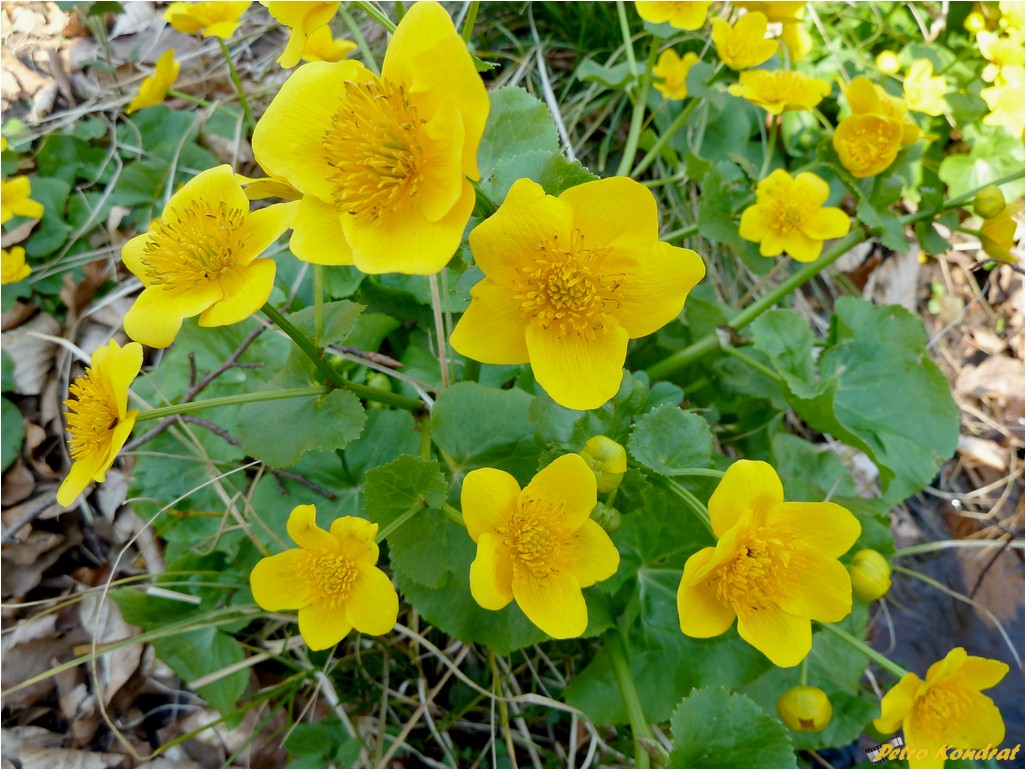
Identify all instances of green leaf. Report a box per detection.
[1,350,15,392]
[153,626,248,716]
[628,404,712,475]
[668,687,797,769]
[286,300,365,348]
[363,455,447,543]
[1,397,25,471]
[478,86,559,181]
[696,162,764,269]
[938,126,1025,202]
[539,154,599,195]
[856,198,908,253]
[23,177,73,258]
[577,59,635,90]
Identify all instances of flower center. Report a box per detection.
[499,500,565,579]
[714,528,794,612]
[323,79,425,225]
[65,369,118,461]
[142,202,246,291]
[514,237,623,339]
[846,119,896,168]
[916,683,972,726]
[306,550,358,607]
[771,201,809,235]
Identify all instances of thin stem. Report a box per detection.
[441,502,465,527]
[615,0,637,76]
[216,39,254,129]
[428,274,451,388]
[376,500,425,542]
[892,538,1024,558]
[461,1,479,43]
[654,476,715,535]
[819,623,909,679]
[799,656,809,686]
[899,170,1025,226]
[313,265,324,347]
[263,303,346,389]
[662,223,699,242]
[665,468,724,479]
[342,4,380,75]
[135,386,326,423]
[355,1,397,33]
[606,629,656,769]
[759,114,779,180]
[632,97,701,178]
[616,39,659,177]
[719,342,783,383]
[461,358,481,383]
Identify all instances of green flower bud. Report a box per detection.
[590,502,622,534]
[848,548,892,602]
[777,686,832,732]
[973,185,1006,219]
[579,436,628,493]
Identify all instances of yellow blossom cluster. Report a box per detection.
[976,2,1025,138]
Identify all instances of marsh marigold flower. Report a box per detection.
[252,1,487,275]
[301,24,355,63]
[738,2,811,61]
[739,170,850,263]
[874,648,1009,769]
[164,1,250,39]
[903,59,947,116]
[652,49,699,101]
[56,340,143,507]
[711,12,778,71]
[981,65,1025,138]
[1,246,30,285]
[250,506,399,650]
[980,201,1023,263]
[462,455,620,639]
[127,50,180,114]
[1,176,44,224]
[676,460,860,667]
[450,177,705,410]
[261,1,339,68]
[121,165,295,348]
[727,69,830,114]
[833,77,911,178]
[635,1,711,31]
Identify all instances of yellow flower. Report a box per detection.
[635,1,711,31]
[250,506,399,650]
[727,69,830,114]
[876,50,901,76]
[1,175,44,224]
[461,455,620,639]
[261,1,339,68]
[252,1,487,275]
[301,24,356,63]
[873,648,1008,769]
[56,340,143,507]
[981,65,1025,138]
[737,2,811,60]
[833,113,904,179]
[980,201,1023,263]
[449,177,705,410]
[973,185,1007,220]
[977,29,1024,81]
[121,165,295,348]
[842,76,920,146]
[127,50,180,114]
[676,460,860,667]
[652,49,699,101]
[1,246,31,285]
[777,686,832,732]
[1000,0,1024,31]
[164,1,250,39]
[963,10,986,34]
[739,170,851,262]
[903,59,947,116]
[711,12,778,71]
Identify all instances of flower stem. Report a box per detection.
[632,97,701,178]
[662,223,699,242]
[461,1,479,42]
[759,114,779,180]
[606,629,658,769]
[216,39,255,130]
[818,623,909,679]
[799,656,809,686]
[898,169,1025,227]
[342,4,380,75]
[313,266,324,347]
[441,502,465,527]
[616,37,659,177]
[892,538,1025,558]
[652,476,715,535]
[134,386,327,423]
[355,1,397,33]
[718,339,783,383]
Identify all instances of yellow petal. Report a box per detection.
[165,165,247,223]
[525,320,629,411]
[298,602,351,650]
[461,467,521,542]
[470,531,515,610]
[872,672,921,734]
[801,207,850,241]
[100,417,137,482]
[236,201,296,266]
[416,103,465,223]
[792,172,831,206]
[94,340,144,418]
[57,453,105,507]
[707,460,784,538]
[936,690,1006,748]
[769,502,861,558]
[198,258,276,328]
[845,76,881,114]
[250,549,315,610]
[449,278,530,365]
[614,241,705,338]
[512,571,587,639]
[330,516,380,563]
[123,282,222,349]
[287,504,338,552]
[735,605,811,667]
[739,203,772,244]
[774,549,852,622]
[203,19,243,39]
[559,177,658,251]
[950,656,1010,691]
[521,453,597,532]
[677,547,738,637]
[289,194,354,265]
[567,519,620,587]
[782,231,824,263]
[345,562,399,635]
[121,233,151,285]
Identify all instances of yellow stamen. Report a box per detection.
[714,528,794,612]
[142,201,246,291]
[499,497,567,579]
[65,369,118,460]
[305,550,358,607]
[917,684,972,723]
[846,123,895,168]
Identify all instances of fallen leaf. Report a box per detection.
[1,313,61,395]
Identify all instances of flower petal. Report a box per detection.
[289,194,354,265]
[774,549,853,622]
[124,283,220,349]
[198,258,276,328]
[793,172,831,207]
[121,234,151,284]
[417,103,465,223]
[769,502,861,558]
[470,531,515,610]
[566,519,620,587]
[614,241,705,338]
[525,320,629,411]
[801,207,850,241]
[449,277,530,365]
[950,656,1010,692]
[782,231,824,263]
[512,570,587,639]
[94,340,143,418]
[872,672,921,734]
[57,452,106,507]
[330,516,380,563]
[461,467,521,542]
[165,165,248,224]
[250,549,315,610]
[298,602,351,650]
[346,562,399,635]
[287,504,338,552]
[677,547,738,638]
[521,453,597,532]
[707,460,784,538]
[561,177,659,249]
[735,606,811,667]
[236,201,296,265]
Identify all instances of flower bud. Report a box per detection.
[579,436,628,493]
[590,502,622,534]
[849,548,893,602]
[777,686,832,732]
[875,50,900,76]
[964,10,986,33]
[973,185,1006,219]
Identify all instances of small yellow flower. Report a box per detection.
[121,165,295,348]
[980,201,1023,263]
[164,1,251,39]
[261,1,339,68]
[840,75,920,147]
[652,49,699,101]
[1000,0,1024,31]
[876,50,901,76]
[127,50,180,114]
[635,1,711,31]
[250,506,399,650]
[737,2,811,60]
[1,176,44,224]
[964,10,987,34]
[301,24,356,63]
[777,686,832,732]
[0,137,7,151]
[727,69,830,114]
[579,436,628,493]
[676,460,860,667]
[711,12,778,71]
[833,92,906,178]
[977,29,1024,82]
[848,548,892,602]
[462,455,620,639]
[981,65,1025,138]
[253,1,488,275]
[739,170,851,263]
[903,59,947,116]
[57,340,143,507]
[1,246,31,285]
[450,177,705,410]
[874,648,1008,769]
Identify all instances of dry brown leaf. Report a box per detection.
[0,727,65,766]
[864,246,920,312]
[957,435,1008,471]
[956,355,1025,400]
[79,590,143,705]
[1,313,61,395]
[0,460,34,506]
[61,259,113,321]
[18,747,126,769]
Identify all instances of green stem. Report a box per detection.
[606,630,656,769]
[632,97,701,178]
[899,170,1025,226]
[376,501,424,542]
[263,303,346,389]
[666,468,724,479]
[616,0,637,76]
[662,223,699,242]
[216,39,255,129]
[441,502,465,527]
[355,1,397,33]
[135,386,326,423]
[461,1,479,42]
[719,342,783,383]
[313,265,324,347]
[759,114,779,180]
[819,623,909,679]
[653,476,714,535]
[342,4,380,75]
[892,538,1025,558]
[616,39,659,177]
[461,358,481,383]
